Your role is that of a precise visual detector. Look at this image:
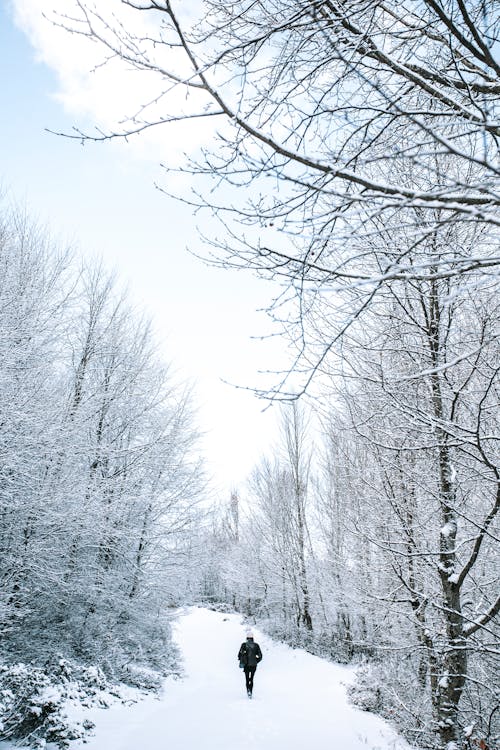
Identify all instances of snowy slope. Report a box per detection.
[60,606,410,750]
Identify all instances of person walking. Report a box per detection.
[238,630,263,697]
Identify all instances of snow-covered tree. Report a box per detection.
[0,205,204,678]
[323,222,499,746]
[56,0,499,395]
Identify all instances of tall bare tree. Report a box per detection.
[329,224,499,747]
[57,0,499,394]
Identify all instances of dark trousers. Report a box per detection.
[244,665,257,693]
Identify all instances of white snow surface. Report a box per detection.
[2,607,413,750]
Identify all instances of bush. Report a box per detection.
[0,662,95,748]
[347,664,382,713]
[119,664,163,691]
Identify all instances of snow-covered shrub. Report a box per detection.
[120,664,163,691]
[0,663,94,748]
[347,664,382,713]
[357,654,437,748]
[46,657,108,693]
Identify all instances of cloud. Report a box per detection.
[12,0,214,165]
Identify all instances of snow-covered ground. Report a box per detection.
[0,607,412,750]
[58,606,410,750]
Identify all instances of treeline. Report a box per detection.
[203,228,499,749]
[0,206,204,680]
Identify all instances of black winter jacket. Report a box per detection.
[238,638,262,667]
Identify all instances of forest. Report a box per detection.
[1,1,499,749]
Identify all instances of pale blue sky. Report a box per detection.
[1,1,282,495]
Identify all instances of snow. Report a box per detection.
[440,521,456,538]
[0,607,413,750]
[438,673,449,688]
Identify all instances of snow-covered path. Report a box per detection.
[73,607,409,750]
